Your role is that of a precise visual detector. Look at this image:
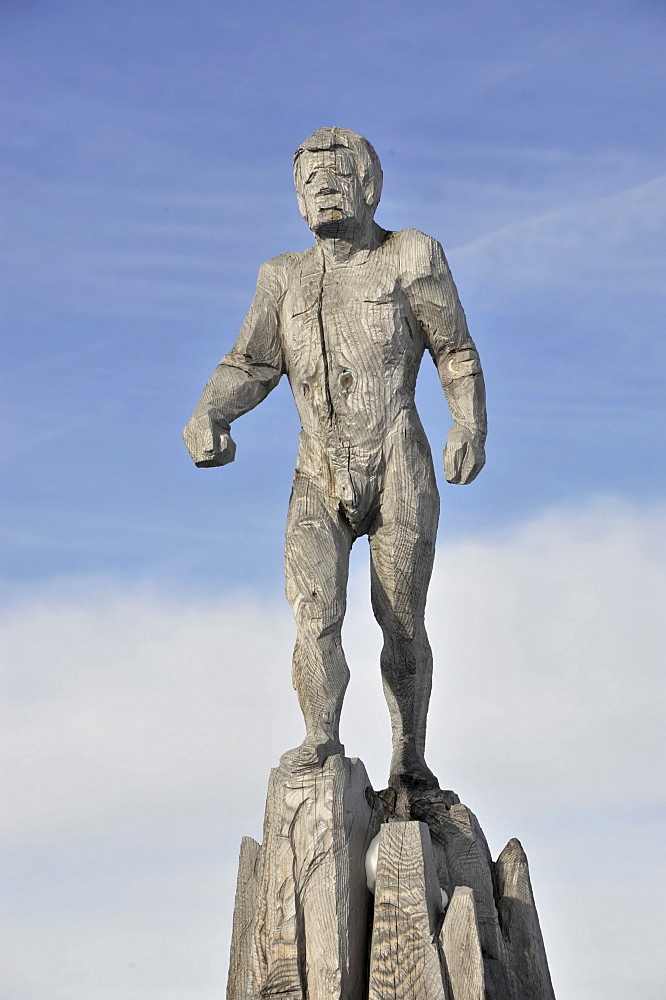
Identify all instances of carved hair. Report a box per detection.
[294,127,383,213]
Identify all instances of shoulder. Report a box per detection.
[395,227,445,261]
[388,229,449,284]
[258,248,313,291]
[394,227,439,247]
[263,250,302,269]
[255,251,302,299]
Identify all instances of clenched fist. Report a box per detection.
[443,423,485,485]
[183,410,236,468]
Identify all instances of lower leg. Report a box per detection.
[295,615,350,746]
[283,475,352,770]
[368,465,440,791]
[377,620,438,789]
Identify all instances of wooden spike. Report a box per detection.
[440,886,485,1000]
[495,838,556,1000]
[369,821,449,1000]
[226,837,261,1000]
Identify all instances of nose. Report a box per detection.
[315,168,339,195]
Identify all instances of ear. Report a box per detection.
[363,180,377,216]
[293,162,310,223]
[362,166,381,213]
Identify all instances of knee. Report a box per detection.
[289,587,345,639]
[372,591,426,643]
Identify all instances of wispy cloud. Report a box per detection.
[450,175,666,298]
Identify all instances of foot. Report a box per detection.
[280,737,345,775]
[407,786,460,825]
[384,744,442,820]
[389,745,440,793]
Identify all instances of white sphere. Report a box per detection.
[365,832,381,893]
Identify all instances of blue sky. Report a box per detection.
[3,0,665,591]
[2,3,665,999]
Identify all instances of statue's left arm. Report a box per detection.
[183,259,285,467]
[402,231,487,484]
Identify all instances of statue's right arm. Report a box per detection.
[183,260,285,468]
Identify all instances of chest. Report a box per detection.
[282,257,421,371]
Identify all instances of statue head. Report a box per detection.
[294,127,383,235]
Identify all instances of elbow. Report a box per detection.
[443,348,482,380]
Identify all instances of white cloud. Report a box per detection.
[1,589,300,842]
[1,498,664,999]
[427,499,666,809]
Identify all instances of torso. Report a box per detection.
[277,230,434,519]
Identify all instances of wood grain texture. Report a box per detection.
[227,767,558,1000]
[421,800,505,964]
[440,886,485,1000]
[495,839,556,1000]
[250,768,302,998]
[248,754,381,1000]
[226,837,261,1000]
[183,128,559,1000]
[368,821,448,1000]
[183,127,487,793]
[405,793,522,1000]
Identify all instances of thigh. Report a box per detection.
[285,472,353,629]
[369,446,439,627]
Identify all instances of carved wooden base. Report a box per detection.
[226,755,555,1000]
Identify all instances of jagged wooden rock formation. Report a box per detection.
[227,754,555,1000]
[227,754,382,1000]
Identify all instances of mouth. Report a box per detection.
[318,206,343,221]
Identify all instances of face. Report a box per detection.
[296,146,368,233]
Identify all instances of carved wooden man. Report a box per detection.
[184,127,486,795]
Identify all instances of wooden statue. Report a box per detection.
[184,127,487,800]
[184,129,555,1000]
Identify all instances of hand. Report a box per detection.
[183,412,236,468]
[443,424,485,484]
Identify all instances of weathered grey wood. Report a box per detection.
[440,886,485,1000]
[249,754,381,1000]
[226,836,261,1000]
[406,791,522,999]
[421,798,505,963]
[184,126,487,802]
[184,130,557,1000]
[368,821,448,1000]
[495,839,556,1000]
[227,768,557,1000]
[250,768,302,998]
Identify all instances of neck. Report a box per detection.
[314,218,380,264]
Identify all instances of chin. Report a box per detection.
[310,210,356,233]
